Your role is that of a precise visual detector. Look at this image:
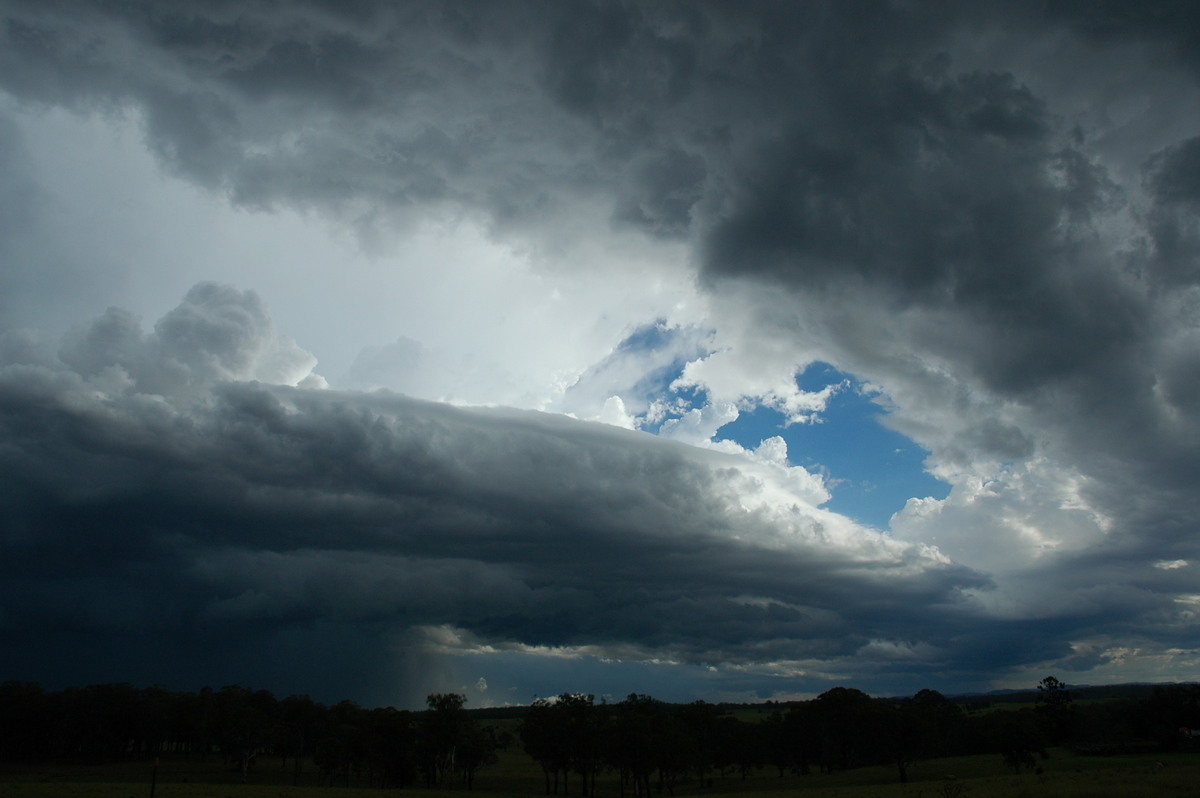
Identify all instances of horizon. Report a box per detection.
[10,674,1184,712]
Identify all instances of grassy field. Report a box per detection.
[1,747,1196,798]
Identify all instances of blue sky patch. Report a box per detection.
[715,362,949,529]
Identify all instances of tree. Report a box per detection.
[873,699,926,784]
[519,694,601,795]
[420,693,468,788]
[362,707,417,788]
[870,688,969,783]
[522,698,572,795]
[212,686,278,783]
[1035,676,1075,743]
[1140,683,1200,750]
[556,693,603,797]
[278,694,322,784]
[327,700,367,786]
[61,683,142,761]
[0,682,54,762]
[910,689,964,757]
[757,712,794,778]
[314,730,353,787]
[605,694,664,798]
[646,707,693,796]
[812,687,878,772]
[782,702,821,776]
[984,711,1046,774]
[455,718,497,790]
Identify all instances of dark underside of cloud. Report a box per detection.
[1,0,1199,700]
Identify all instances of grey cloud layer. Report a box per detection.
[2,0,1200,695]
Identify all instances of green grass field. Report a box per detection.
[2,747,1197,798]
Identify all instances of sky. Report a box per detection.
[1,0,1199,710]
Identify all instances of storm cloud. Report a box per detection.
[0,288,980,703]
[1,0,1199,704]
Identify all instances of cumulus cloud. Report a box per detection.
[57,283,321,398]
[558,320,711,424]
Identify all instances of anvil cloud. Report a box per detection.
[1,1,1199,707]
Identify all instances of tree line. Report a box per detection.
[1,678,1198,790]
[0,682,498,788]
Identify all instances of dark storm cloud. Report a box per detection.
[2,0,1200,693]
[0,287,984,693]
[0,110,35,239]
[0,0,583,231]
[650,2,1200,594]
[0,1,717,239]
[1145,135,1200,289]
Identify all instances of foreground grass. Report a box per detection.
[1,749,1196,798]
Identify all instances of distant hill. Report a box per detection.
[943,682,1198,713]
[462,681,1200,718]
